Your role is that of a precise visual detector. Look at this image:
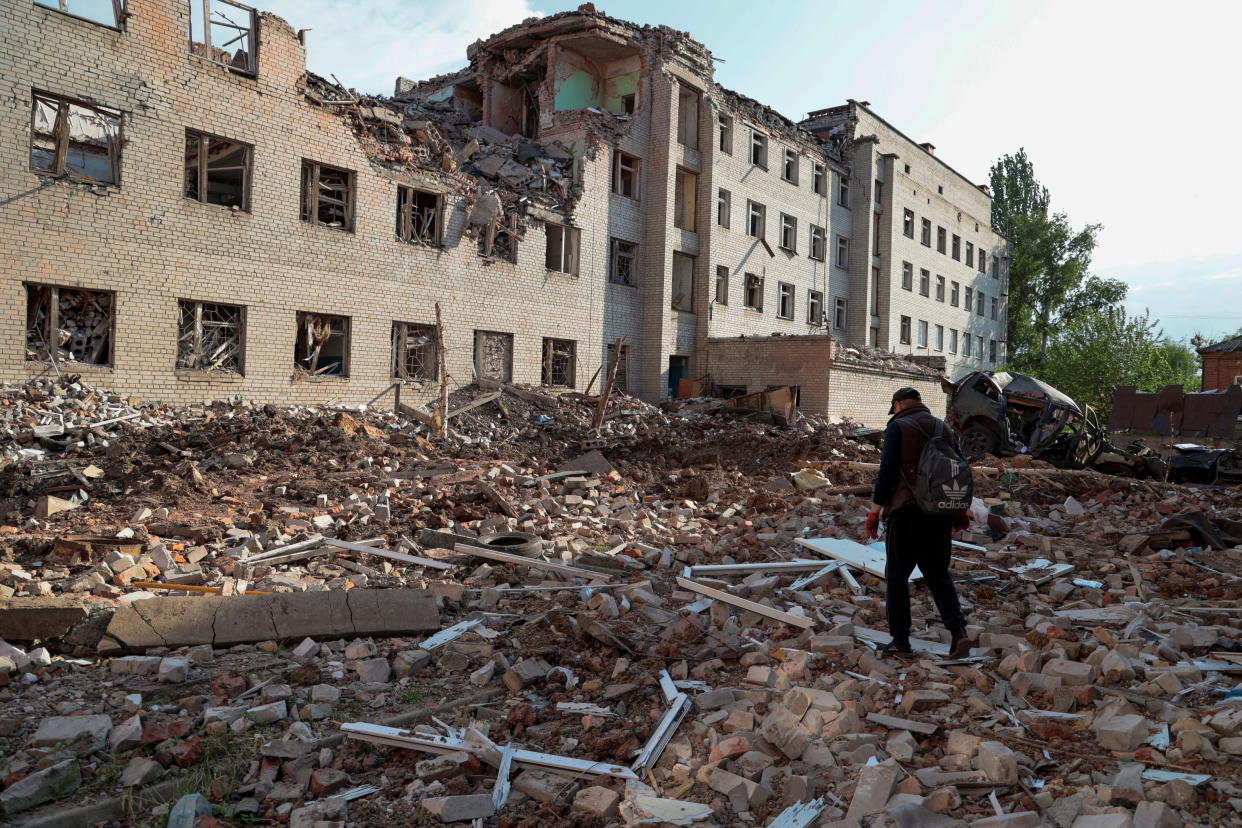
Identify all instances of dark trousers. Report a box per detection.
[884,506,965,642]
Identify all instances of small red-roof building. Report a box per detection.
[1199,334,1242,391]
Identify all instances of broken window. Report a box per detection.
[779,213,799,253]
[809,225,825,261]
[676,85,699,149]
[992,296,998,320]
[977,291,986,316]
[717,188,730,228]
[872,267,881,315]
[744,273,763,312]
[396,186,442,246]
[392,321,437,380]
[474,330,513,383]
[991,257,999,279]
[479,213,520,263]
[917,320,928,348]
[184,129,250,210]
[190,0,257,76]
[812,163,826,195]
[611,150,639,199]
[965,286,974,312]
[965,242,974,268]
[933,324,945,351]
[35,0,124,27]
[782,148,798,184]
[979,251,987,274]
[746,200,765,239]
[177,300,244,374]
[902,262,913,291]
[837,175,849,207]
[672,252,694,312]
[951,281,960,306]
[609,238,637,286]
[937,226,947,253]
[952,234,961,260]
[674,168,697,231]
[715,266,729,305]
[750,131,767,169]
[903,209,914,238]
[919,269,930,296]
[718,115,733,155]
[900,315,911,345]
[545,223,579,275]
[949,329,958,354]
[607,343,629,392]
[542,338,576,387]
[874,180,883,205]
[808,290,823,325]
[963,333,972,357]
[777,282,794,320]
[25,284,113,364]
[30,91,122,184]
[920,218,931,246]
[990,339,998,363]
[300,161,354,231]
[835,235,849,269]
[294,312,349,376]
[835,297,848,330]
[936,275,945,302]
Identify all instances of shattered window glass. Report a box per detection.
[25,284,113,364]
[35,0,124,27]
[185,130,251,209]
[610,238,636,286]
[177,300,244,373]
[294,312,350,376]
[190,0,257,76]
[30,92,122,184]
[301,161,354,230]
[397,186,441,246]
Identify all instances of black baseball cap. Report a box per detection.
[888,387,921,415]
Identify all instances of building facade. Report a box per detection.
[1,0,1006,418]
[1199,335,1242,391]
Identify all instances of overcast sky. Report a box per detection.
[262,0,1242,345]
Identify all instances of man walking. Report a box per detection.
[865,387,972,658]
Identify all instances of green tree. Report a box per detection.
[1157,339,1201,392]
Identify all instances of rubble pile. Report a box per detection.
[1,377,1241,826]
[832,343,945,377]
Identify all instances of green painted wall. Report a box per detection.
[553,70,601,111]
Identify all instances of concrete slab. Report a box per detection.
[0,597,93,642]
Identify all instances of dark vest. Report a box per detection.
[887,404,942,514]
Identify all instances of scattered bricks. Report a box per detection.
[844,759,899,824]
[1042,658,1094,686]
[900,689,949,714]
[1207,707,1242,736]
[503,658,552,692]
[1011,671,1062,697]
[723,709,754,732]
[1069,815,1135,828]
[709,734,753,763]
[119,756,164,787]
[417,751,472,781]
[308,768,350,797]
[141,719,193,743]
[977,741,1018,784]
[947,731,981,757]
[170,736,205,767]
[421,793,496,822]
[31,714,112,751]
[1095,714,1150,751]
[246,701,288,724]
[291,638,319,659]
[924,786,962,812]
[157,656,190,683]
[513,770,574,803]
[0,759,80,816]
[110,714,143,751]
[344,640,375,659]
[1133,801,1182,828]
[708,767,771,811]
[783,686,842,718]
[735,750,775,779]
[393,649,431,677]
[355,657,392,684]
[573,785,620,817]
[111,655,162,675]
[886,730,919,762]
[694,687,736,711]
[310,684,341,704]
[760,705,812,759]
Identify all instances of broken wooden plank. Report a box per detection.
[456,543,610,582]
[324,538,455,571]
[237,534,326,563]
[418,618,484,651]
[674,577,813,629]
[865,712,940,736]
[447,391,501,419]
[475,479,518,519]
[686,560,838,577]
[130,581,270,595]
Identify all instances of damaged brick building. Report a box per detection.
[1,0,1008,421]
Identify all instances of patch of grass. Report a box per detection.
[336,699,366,720]
[397,689,426,704]
[127,732,252,821]
[89,755,126,792]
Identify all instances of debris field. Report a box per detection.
[1,376,1241,827]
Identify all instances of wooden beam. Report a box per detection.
[456,543,609,582]
[674,577,813,629]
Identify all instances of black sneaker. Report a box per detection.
[879,640,914,657]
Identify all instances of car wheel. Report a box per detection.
[961,426,997,459]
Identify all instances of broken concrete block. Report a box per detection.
[119,756,164,787]
[393,648,431,677]
[973,813,1041,827]
[35,495,78,518]
[157,656,189,683]
[1069,815,1134,828]
[421,793,495,822]
[1095,714,1149,751]
[291,637,319,659]
[0,759,81,815]
[760,704,811,759]
[978,741,1018,784]
[784,686,842,717]
[31,714,112,751]
[355,657,391,684]
[844,760,899,823]
[947,731,981,757]
[694,687,735,711]
[310,684,341,704]
[246,701,287,724]
[900,688,950,713]
[110,713,143,752]
[708,734,753,763]
[1042,658,1094,686]
[513,769,574,803]
[503,658,552,691]
[1133,801,1182,828]
[574,785,620,817]
[708,767,771,811]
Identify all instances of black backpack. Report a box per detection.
[898,419,974,515]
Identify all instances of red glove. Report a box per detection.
[952,510,971,533]
[865,511,881,540]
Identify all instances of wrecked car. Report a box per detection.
[942,371,1165,477]
[1168,444,1242,485]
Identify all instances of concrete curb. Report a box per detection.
[12,688,503,828]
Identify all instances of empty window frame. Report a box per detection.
[25,283,113,364]
[951,281,960,307]
[835,235,849,269]
[190,0,257,76]
[611,150,639,199]
[750,131,767,168]
[545,223,580,275]
[479,213,520,263]
[35,0,124,27]
[30,91,122,184]
[920,218,931,246]
[542,338,576,387]
[184,129,251,210]
[671,252,695,312]
[717,188,730,228]
[396,185,443,246]
[934,324,944,351]
[779,213,797,252]
[808,290,823,325]
[903,208,914,238]
[392,321,437,380]
[676,85,699,148]
[718,114,733,154]
[964,286,974,312]
[874,179,883,205]
[609,238,637,286]
[917,320,928,347]
[809,225,826,261]
[782,148,798,184]
[744,273,763,311]
[935,275,945,302]
[674,167,697,231]
[715,265,729,305]
[294,312,349,376]
[834,297,847,330]
[902,261,913,291]
[936,226,947,253]
[474,330,513,383]
[965,241,974,268]
[300,160,354,230]
[776,282,794,320]
[952,234,961,260]
[872,267,881,315]
[812,163,825,195]
[838,175,849,207]
[873,213,881,250]
[991,296,998,320]
[899,315,911,345]
[746,200,766,238]
[607,342,629,392]
[175,299,244,374]
[919,268,930,297]
[949,328,958,354]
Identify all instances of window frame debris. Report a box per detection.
[812,163,825,195]
[190,0,258,77]
[396,185,443,247]
[746,200,766,239]
[478,211,520,263]
[607,342,630,393]
[294,311,350,377]
[184,128,251,210]
[743,272,763,312]
[609,237,637,286]
[541,337,576,388]
[25,283,114,366]
[474,329,514,383]
[35,0,125,28]
[544,222,580,275]
[176,299,245,375]
[782,148,798,184]
[392,321,438,381]
[300,160,355,231]
[718,114,733,155]
[676,85,699,149]
[808,290,823,326]
[835,297,848,331]
[611,150,639,199]
[30,91,123,185]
